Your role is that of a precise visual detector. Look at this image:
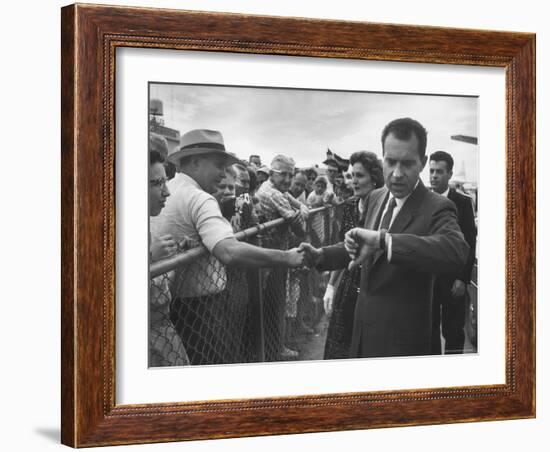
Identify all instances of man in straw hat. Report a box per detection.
[154,129,305,365]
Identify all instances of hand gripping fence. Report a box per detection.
[149,204,346,367]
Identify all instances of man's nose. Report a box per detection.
[393,165,404,177]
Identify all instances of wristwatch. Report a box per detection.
[379,229,387,251]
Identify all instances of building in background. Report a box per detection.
[149,98,180,154]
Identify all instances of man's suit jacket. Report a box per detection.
[319,181,469,358]
[447,188,477,283]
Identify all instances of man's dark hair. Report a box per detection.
[149,150,165,165]
[349,151,384,189]
[249,154,261,163]
[429,150,454,172]
[381,117,428,159]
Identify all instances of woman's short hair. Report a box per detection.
[349,151,384,189]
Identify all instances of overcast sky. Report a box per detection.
[150,83,479,184]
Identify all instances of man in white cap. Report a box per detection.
[256,165,270,187]
[154,129,305,365]
[255,154,309,360]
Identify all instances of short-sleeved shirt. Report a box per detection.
[153,173,235,297]
[256,179,301,249]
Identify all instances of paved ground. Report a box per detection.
[294,315,329,361]
[290,313,476,362]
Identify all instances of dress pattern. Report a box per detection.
[323,197,364,360]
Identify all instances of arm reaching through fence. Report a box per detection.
[213,236,305,268]
[297,242,324,268]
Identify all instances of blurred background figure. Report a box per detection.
[213,165,237,221]
[303,167,318,196]
[290,170,308,205]
[429,150,477,355]
[249,154,262,169]
[256,165,270,187]
[307,176,333,207]
[149,132,176,180]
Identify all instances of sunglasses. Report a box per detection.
[149,177,168,188]
[270,169,293,179]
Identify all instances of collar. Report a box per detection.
[389,179,420,207]
[179,172,203,190]
[267,178,288,194]
[441,187,450,198]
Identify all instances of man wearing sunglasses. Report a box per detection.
[256,154,310,360]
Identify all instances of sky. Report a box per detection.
[150,83,479,184]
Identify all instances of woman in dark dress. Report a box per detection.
[323,151,384,360]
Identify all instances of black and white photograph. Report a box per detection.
[148,82,479,367]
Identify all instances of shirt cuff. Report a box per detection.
[386,233,392,262]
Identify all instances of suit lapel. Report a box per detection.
[365,188,389,230]
[358,188,389,291]
[388,181,428,234]
[369,182,427,271]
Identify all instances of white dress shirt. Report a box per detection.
[378,180,420,261]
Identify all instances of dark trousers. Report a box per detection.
[431,276,467,354]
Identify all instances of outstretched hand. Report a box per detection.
[286,247,306,268]
[344,228,381,270]
[297,242,323,268]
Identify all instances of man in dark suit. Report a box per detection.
[429,151,477,354]
[300,118,469,358]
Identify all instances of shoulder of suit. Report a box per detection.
[368,187,387,201]
[425,188,456,209]
[450,188,473,203]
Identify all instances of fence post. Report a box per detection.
[324,208,331,246]
[248,233,265,362]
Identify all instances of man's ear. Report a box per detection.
[190,156,201,170]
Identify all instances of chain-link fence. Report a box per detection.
[149,203,346,367]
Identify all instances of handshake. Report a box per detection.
[285,227,383,270]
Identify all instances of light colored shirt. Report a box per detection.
[378,180,420,262]
[153,173,235,297]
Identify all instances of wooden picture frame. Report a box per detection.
[61,3,535,447]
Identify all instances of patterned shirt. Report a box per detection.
[256,179,303,249]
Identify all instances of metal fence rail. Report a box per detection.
[149,204,346,367]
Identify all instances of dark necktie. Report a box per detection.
[379,197,397,230]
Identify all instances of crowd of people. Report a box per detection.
[148,117,477,367]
